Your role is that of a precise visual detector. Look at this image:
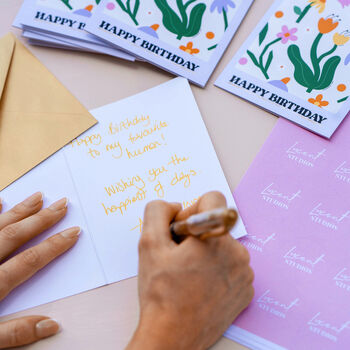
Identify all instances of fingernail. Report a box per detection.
[49,198,68,211]
[36,318,61,338]
[61,227,81,239]
[22,192,43,207]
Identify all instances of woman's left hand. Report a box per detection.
[0,192,80,349]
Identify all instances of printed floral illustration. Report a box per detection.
[59,0,100,12]
[338,0,350,7]
[294,0,326,23]
[308,94,329,107]
[236,0,350,114]
[60,0,73,9]
[138,24,159,38]
[246,24,298,79]
[154,0,206,40]
[73,4,94,16]
[114,0,140,25]
[101,0,244,62]
[210,0,236,31]
[288,16,349,93]
[179,42,200,54]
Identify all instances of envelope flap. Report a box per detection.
[0,34,15,101]
[0,36,97,191]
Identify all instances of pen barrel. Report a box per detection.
[171,208,238,238]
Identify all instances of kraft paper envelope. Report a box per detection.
[0,33,97,190]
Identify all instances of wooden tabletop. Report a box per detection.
[0,0,276,349]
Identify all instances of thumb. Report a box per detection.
[0,316,60,348]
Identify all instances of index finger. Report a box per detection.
[175,191,227,222]
[0,227,80,301]
[0,193,43,231]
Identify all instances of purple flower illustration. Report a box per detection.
[277,25,298,44]
[138,24,159,38]
[269,78,290,92]
[210,0,235,13]
[338,0,350,7]
[210,0,235,31]
[73,5,93,17]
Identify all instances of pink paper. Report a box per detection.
[227,113,350,349]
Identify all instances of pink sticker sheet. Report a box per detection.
[226,112,350,349]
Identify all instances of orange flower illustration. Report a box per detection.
[309,0,326,14]
[179,42,200,55]
[318,17,339,34]
[308,94,329,107]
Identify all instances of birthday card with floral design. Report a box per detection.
[85,0,253,86]
[216,0,350,138]
[13,0,133,60]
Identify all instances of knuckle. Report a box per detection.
[138,235,154,251]
[247,285,255,302]
[203,191,226,205]
[145,200,166,214]
[9,203,27,219]
[46,236,64,256]
[237,244,250,265]
[246,266,255,285]
[21,248,41,268]
[9,321,29,347]
[35,209,52,221]
[0,225,18,241]
[0,269,10,300]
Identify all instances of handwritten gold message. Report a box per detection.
[70,115,201,222]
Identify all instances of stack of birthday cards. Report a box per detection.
[216,0,350,138]
[84,0,253,85]
[13,0,135,60]
[13,0,254,86]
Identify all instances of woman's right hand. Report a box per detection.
[127,191,254,350]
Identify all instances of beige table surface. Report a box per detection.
[0,0,277,349]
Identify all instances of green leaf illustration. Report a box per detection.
[60,0,73,10]
[186,3,206,37]
[265,50,273,71]
[115,0,140,25]
[95,0,101,4]
[294,6,302,15]
[247,50,259,67]
[133,0,140,16]
[155,0,184,34]
[288,45,317,89]
[259,23,268,46]
[338,96,349,103]
[315,56,341,90]
[155,0,206,40]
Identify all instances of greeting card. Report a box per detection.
[225,112,350,349]
[85,0,254,86]
[13,0,134,60]
[0,78,246,316]
[216,0,350,138]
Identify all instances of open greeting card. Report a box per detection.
[85,0,254,86]
[216,0,350,138]
[226,112,350,349]
[0,78,246,317]
[13,0,135,60]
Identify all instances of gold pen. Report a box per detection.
[170,208,238,240]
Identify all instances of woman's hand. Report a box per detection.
[126,191,254,350]
[0,192,80,349]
